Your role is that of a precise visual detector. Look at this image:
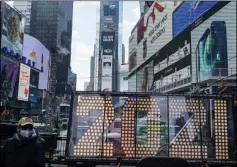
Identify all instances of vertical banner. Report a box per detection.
[102,56,113,91]
[29,70,39,103]
[1,3,24,57]
[101,31,115,56]
[17,63,31,101]
[0,57,19,97]
[101,32,115,91]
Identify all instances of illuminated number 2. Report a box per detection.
[73,96,114,156]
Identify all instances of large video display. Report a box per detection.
[191,2,236,82]
[29,70,39,103]
[173,1,218,38]
[23,34,50,90]
[68,94,236,164]
[1,3,24,57]
[0,57,19,97]
[101,56,113,91]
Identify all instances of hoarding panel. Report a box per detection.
[191,2,236,82]
[17,63,31,101]
[29,69,39,103]
[173,1,218,38]
[0,57,19,97]
[1,3,24,57]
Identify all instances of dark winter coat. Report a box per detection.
[1,133,45,167]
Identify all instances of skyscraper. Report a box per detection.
[98,1,123,91]
[13,1,31,34]
[93,6,100,91]
[30,1,73,96]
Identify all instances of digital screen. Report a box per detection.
[198,21,228,78]
[173,1,218,37]
[0,57,19,97]
[191,2,233,81]
[104,4,116,16]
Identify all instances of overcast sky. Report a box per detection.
[8,1,140,91]
[71,1,140,90]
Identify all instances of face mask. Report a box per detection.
[20,130,33,138]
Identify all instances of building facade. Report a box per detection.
[127,1,236,95]
[13,1,31,34]
[93,6,100,91]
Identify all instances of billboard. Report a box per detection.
[103,3,116,17]
[102,56,112,91]
[70,72,77,92]
[173,1,218,38]
[191,2,236,82]
[1,3,24,58]
[101,31,115,57]
[101,31,115,48]
[104,22,114,32]
[17,63,31,101]
[29,69,39,103]
[23,34,46,70]
[134,1,178,61]
[0,56,19,97]
[23,34,50,90]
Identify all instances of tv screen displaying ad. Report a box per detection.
[173,1,218,37]
[191,2,236,81]
[0,57,19,97]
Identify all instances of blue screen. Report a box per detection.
[173,1,218,37]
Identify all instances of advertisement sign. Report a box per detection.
[101,31,115,48]
[70,72,77,91]
[173,1,218,38]
[191,2,236,82]
[22,34,45,70]
[104,3,116,17]
[137,17,145,45]
[0,57,19,97]
[102,56,112,91]
[103,48,113,55]
[104,22,114,32]
[1,3,24,57]
[29,70,39,103]
[102,56,112,76]
[23,34,50,90]
[17,63,31,101]
[103,1,118,22]
[39,45,50,90]
[132,1,177,62]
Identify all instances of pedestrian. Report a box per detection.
[1,117,45,167]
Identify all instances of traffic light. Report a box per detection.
[221,79,227,88]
